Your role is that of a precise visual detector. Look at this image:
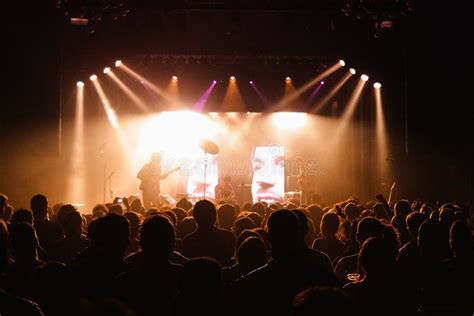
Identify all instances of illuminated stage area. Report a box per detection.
[44,59,391,210]
[66,109,387,209]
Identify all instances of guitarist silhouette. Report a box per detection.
[137,152,180,209]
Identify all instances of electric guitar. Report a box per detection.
[139,166,181,191]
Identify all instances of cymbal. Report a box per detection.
[199,139,219,155]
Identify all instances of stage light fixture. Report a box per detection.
[285,76,291,82]
[103,67,111,74]
[361,74,369,81]
[321,81,325,85]
[350,68,356,75]
[230,76,236,81]
[374,82,382,89]
[249,81,253,84]
[89,74,97,81]
[213,80,217,84]
[115,60,122,67]
[77,81,84,87]
[172,75,178,81]
[339,60,346,66]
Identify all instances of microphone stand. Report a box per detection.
[203,151,208,199]
[108,172,114,201]
[99,143,106,204]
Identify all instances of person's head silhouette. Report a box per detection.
[267,209,300,259]
[217,204,236,230]
[237,236,267,275]
[139,214,175,260]
[151,152,161,163]
[418,219,448,262]
[193,199,217,230]
[359,237,396,279]
[320,212,340,239]
[356,216,383,246]
[30,194,48,221]
[10,223,39,261]
[63,211,83,237]
[90,213,130,259]
[11,209,34,226]
[450,220,473,258]
[177,257,222,315]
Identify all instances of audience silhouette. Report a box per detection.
[0,192,472,316]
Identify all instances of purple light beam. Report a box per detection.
[193,81,217,111]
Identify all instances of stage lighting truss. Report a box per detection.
[341,0,415,37]
[57,0,131,33]
[136,54,330,69]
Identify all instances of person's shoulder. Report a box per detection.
[125,250,143,264]
[238,262,269,285]
[182,230,198,243]
[215,226,234,235]
[312,237,326,246]
[306,247,331,261]
[335,253,357,267]
[342,280,362,292]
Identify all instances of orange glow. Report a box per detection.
[116,62,176,104]
[166,76,180,107]
[331,78,368,144]
[312,71,353,114]
[222,77,246,111]
[272,61,344,111]
[272,112,307,130]
[106,71,151,112]
[285,76,291,82]
[67,84,85,203]
[375,86,389,188]
[91,79,120,129]
[230,76,236,81]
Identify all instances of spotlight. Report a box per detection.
[140,80,144,84]
[213,80,217,84]
[339,59,346,66]
[374,82,382,89]
[76,81,84,87]
[285,76,291,82]
[249,81,253,84]
[115,60,122,67]
[247,111,251,114]
[350,68,356,75]
[321,81,325,85]
[103,67,111,74]
[230,76,236,81]
[361,74,369,81]
[172,75,178,81]
[89,74,97,81]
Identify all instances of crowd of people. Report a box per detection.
[0,192,473,316]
